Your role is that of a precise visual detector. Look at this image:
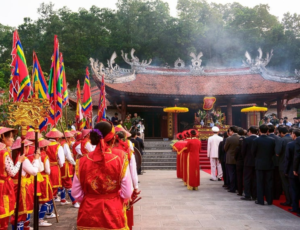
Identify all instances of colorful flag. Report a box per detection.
[48,35,62,126]
[32,51,49,99]
[9,30,31,101]
[96,75,106,122]
[76,80,84,130]
[59,53,69,106]
[82,67,92,118]
[9,31,19,101]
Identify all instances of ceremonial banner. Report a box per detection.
[32,51,49,99]
[48,35,62,126]
[32,51,50,131]
[76,80,84,130]
[82,67,92,118]
[9,31,20,101]
[60,53,69,106]
[203,97,216,110]
[10,30,31,102]
[96,75,106,122]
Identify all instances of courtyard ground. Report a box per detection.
[15,170,300,229]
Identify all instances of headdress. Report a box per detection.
[25,128,42,140]
[45,128,63,139]
[11,137,33,150]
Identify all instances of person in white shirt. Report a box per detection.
[75,129,95,157]
[59,131,79,208]
[207,126,223,181]
[10,137,43,230]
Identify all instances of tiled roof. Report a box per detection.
[106,73,300,96]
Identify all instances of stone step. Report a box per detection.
[143,155,177,159]
[143,162,176,166]
[142,166,177,170]
[143,158,177,162]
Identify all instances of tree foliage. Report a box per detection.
[1,0,300,88]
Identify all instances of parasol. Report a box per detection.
[241,106,268,126]
[163,106,189,138]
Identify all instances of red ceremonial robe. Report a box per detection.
[46,141,61,188]
[39,151,53,203]
[0,148,15,227]
[113,141,135,230]
[186,138,201,190]
[182,139,190,185]
[172,141,187,179]
[76,145,129,230]
[80,138,90,157]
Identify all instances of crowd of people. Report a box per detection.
[0,121,141,230]
[110,113,145,140]
[172,129,202,190]
[207,123,300,215]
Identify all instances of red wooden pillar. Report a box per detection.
[277,98,283,119]
[227,100,233,125]
[174,112,178,139]
[120,95,127,121]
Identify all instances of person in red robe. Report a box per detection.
[71,122,133,230]
[114,129,141,230]
[186,129,201,190]
[0,127,24,230]
[72,132,82,160]
[172,133,187,179]
[182,130,191,186]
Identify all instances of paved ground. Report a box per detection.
[14,170,300,229]
[133,170,300,230]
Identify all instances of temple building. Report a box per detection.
[75,48,300,139]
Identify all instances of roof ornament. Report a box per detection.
[174,58,185,68]
[295,69,300,79]
[189,52,204,74]
[242,48,273,73]
[121,48,152,71]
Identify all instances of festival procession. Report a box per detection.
[3,1,300,229]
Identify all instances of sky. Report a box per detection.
[0,0,298,27]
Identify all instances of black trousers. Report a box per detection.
[273,166,282,200]
[256,169,273,205]
[289,176,300,211]
[227,164,236,192]
[221,161,227,186]
[244,166,257,199]
[236,164,244,195]
[279,170,291,204]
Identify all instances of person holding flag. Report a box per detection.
[59,130,79,208]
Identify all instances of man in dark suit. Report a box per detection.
[268,125,283,200]
[241,126,258,201]
[293,131,300,216]
[130,131,142,174]
[276,126,293,206]
[235,128,246,196]
[136,132,145,155]
[284,129,300,213]
[252,124,275,205]
[224,126,240,193]
[219,132,228,187]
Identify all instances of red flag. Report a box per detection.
[48,35,62,126]
[10,30,31,101]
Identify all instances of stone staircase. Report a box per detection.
[142,140,211,170]
[142,140,176,170]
